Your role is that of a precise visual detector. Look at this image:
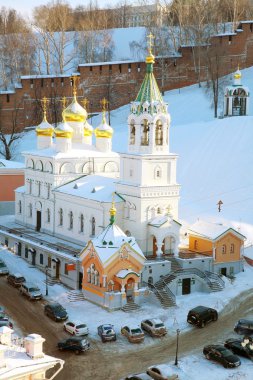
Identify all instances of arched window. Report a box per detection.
[155,120,163,145]
[47,183,50,199]
[94,270,99,286]
[130,121,135,145]
[37,181,41,196]
[157,207,162,214]
[46,208,50,223]
[59,208,63,226]
[18,200,22,214]
[141,119,149,146]
[230,243,235,253]
[91,217,96,236]
[80,214,84,233]
[222,244,226,254]
[40,254,43,265]
[69,211,73,230]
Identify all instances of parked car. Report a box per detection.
[57,337,90,354]
[147,364,179,380]
[0,320,13,329]
[44,303,68,321]
[203,344,241,368]
[0,261,9,275]
[7,273,25,288]
[20,282,42,300]
[234,319,253,336]
[121,325,144,343]
[64,321,89,336]
[97,324,116,342]
[123,373,153,380]
[187,305,218,328]
[141,319,167,337]
[224,338,253,360]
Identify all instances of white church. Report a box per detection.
[14,46,181,264]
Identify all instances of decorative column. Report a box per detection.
[102,275,107,288]
[156,239,163,258]
[121,283,126,307]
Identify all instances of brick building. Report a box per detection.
[1,21,253,133]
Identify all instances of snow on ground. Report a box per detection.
[2,246,253,379]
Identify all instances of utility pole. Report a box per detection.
[174,328,180,366]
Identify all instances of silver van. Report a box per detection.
[20,282,42,300]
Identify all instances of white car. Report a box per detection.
[64,321,89,336]
[141,319,167,337]
[147,364,179,380]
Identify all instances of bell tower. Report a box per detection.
[128,33,170,155]
[116,34,180,253]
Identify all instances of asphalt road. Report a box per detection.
[1,276,253,380]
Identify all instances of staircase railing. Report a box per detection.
[143,281,176,306]
[204,270,225,288]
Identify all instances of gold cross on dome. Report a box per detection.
[41,97,49,118]
[81,98,89,110]
[147,33,154,54]
[70,75,79,97]
[100,97,108,111]
[60,96,67,109]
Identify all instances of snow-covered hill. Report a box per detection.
[15,66,253,242]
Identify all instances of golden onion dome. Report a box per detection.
[234,68,242,80]
[55,120,73,139]
[62,97,87,123]
[36,116,54,137]
[95,112,113,139]
[84,120,93,137]
[146,52,155,64]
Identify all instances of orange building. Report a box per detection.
[80,203,146,310]
[0,159,24,215]
[188,220,245,276]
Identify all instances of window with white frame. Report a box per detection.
[18,200,22,214]
[80,214,84,233]
[230,243,235,253]
[91,217,96,236]
[69,211,73,230]
[59,208,63,226]
[46,208,50,223]
[222,244,226,254]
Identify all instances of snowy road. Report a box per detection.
[1,275,253,380]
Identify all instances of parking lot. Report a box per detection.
[1,271,253,380]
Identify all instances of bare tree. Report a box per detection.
[0,99,24,160]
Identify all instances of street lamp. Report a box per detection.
[174,328,180,366]
[45,266,49,296]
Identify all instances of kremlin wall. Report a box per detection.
[1,20,253,133]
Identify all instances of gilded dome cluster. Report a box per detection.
[36,81,113,144]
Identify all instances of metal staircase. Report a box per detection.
[146,267,225,309]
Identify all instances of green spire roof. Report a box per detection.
[135,60,164,110]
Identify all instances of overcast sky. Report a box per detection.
[1,0,138,17]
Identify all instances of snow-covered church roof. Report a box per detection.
[54,175,123,203]
[91,222,145,265]
[189,220,246,241]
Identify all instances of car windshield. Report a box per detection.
[54,305,65,312]
[81,340,87,346]
[131,328,142,334]
[77,324,86,329]
[104,326,112,330]
[17,277,25,282]
[155,323,164,328]
[219,348,232,357]
[0,263,6,268]
[29,287,40,292]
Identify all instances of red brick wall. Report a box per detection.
[1,21,253,133]
[0,174,24,201]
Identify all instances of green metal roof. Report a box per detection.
[135,62,164,111]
